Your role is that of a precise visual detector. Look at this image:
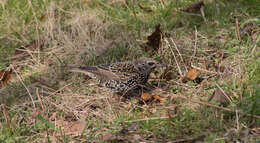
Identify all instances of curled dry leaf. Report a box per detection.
[160,66,176,81]
[0,69,13,89]
[185,68,198,81]
[101,132,117,141]
[141,93,167,104]
[128,122,140,131]
[138,3,153,12]
[66,121,86,135]
[141,93,152,101]
[152,94,166,104]
[141,24,163,54]
[208,89,231,105]
[181,0,204,14]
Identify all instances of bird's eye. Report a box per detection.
[148,62,155,66]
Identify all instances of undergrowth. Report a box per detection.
[0,0,259,142]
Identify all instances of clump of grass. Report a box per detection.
[0,0,260,142]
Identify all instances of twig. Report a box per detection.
[166,39,183,76]
[1,104,10,128]
[191,65,219,74]
[235,18,241,41]
[200,5,206,22]
[216,83,232,103]
[36,88,45,110]
[192,27,198,62]
[174,95,260,119]
[172,135,205,143]
[236,109,239,132]
[10,64,36,109]
[125,116,177,123]
[160,0,165,8]
[170,38,188,72]
[31,77,57,91]
[50,83,73,96]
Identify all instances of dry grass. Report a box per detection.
[0,0,260,142]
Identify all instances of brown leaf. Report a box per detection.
[208,89,230,105]
[160,66,176,81]
[138,3,152,12]
[185,68,198,81]
[181,1,204,14]
[10,39,43,61]
[0,69,13,89]
[141,93,152,101]
[66,121,86,134]
[40,13,49,22]
[152,94,166,104]
[142,24,163,54]
[101,132,117,141]
[241,22,255,36]
[128,122,140,131]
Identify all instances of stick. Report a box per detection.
[10,64,36,109]
[166,40,183,76]
[191,65,219,74]
[170,38,188,72]
[235,18,241,41]
[1,104,10,128]
[125,116,177,123]
[174,95,260,119]
[36,88,45,110]
[216,83,232,103]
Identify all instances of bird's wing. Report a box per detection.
[98,62,139,81]
[69,66,121,81]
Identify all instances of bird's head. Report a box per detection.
[135,57,165,74]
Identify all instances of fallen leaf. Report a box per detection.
[181,0,204,14]
[241,22,255,36]
[152,94,166,104]
[185,68,198,81]
[138,3,153,12]
[128,122,140,131]
[141,93,152,101]
[142,24,163,54]
[208,89,231,105]
[101,132,118,142]
[10,39,43,61]
[40,13,49,22]
[66,121,86,134]
[160,66,176,81]
[0,69,13,89]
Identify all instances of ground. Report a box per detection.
[0,0,259,142]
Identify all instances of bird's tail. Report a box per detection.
[69,66,98,79]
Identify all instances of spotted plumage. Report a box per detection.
[70,58,163,94]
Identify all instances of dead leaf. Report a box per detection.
[128,122,140,131]
[160,66,176,81]
[10,39,43,61]
[184,68,198,82]
[241,22,255,36]
[0,69,13,89]
[40,13,49,22]
[142,24,163,54]
[66,121,86,134]
[138,3,153,12]
[141,93,152,101]
[251,127,260,134]
[181,0,205,14]
[152,94,166,104]
[208,89,230,105]
[101,132,117,141]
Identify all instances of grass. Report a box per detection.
[0,0,260,142]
